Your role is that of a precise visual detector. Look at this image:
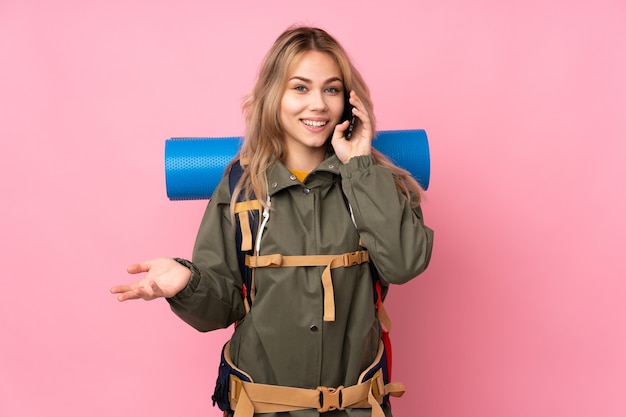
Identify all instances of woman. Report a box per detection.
[111,26,434,417]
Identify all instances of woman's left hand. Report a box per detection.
[331,91,373,164]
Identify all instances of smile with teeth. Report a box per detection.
[301,119,327,128]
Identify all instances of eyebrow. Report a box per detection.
[288,76,344,84]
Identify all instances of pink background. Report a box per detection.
[1,1,625,416]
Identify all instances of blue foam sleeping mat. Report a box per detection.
[164,129,430,200]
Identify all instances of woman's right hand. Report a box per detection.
[110,257,192,302]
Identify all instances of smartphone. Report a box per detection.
[343,91,356,140]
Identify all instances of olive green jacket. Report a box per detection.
[168,154,434,416]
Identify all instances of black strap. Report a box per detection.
[228,162,258,307]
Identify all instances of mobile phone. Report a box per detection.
[343,91,356,140]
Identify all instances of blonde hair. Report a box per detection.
[229,26,424,215]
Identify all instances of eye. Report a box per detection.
[325,86,340,94]
[294,85,307,92]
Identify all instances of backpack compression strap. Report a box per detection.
[246,250,370,322]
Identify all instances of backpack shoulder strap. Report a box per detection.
[228,161,260,311]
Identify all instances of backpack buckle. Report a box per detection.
[342,251,369,266]
[317,385,345,412]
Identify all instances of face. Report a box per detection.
[279,50,345,167]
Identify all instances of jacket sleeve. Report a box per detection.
[339,155,434,285]
[166,176,246,332]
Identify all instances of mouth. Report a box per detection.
[301,119,328,128]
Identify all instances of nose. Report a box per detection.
[308,90,328,111]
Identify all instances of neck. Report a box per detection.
[284,147,326,172]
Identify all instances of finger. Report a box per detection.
[352,105,370,126]
[115,289,141,302]
[347,93,370,122]
[111,281,155,302]
[347,90,359,104]
[110,285,132,294]
[127,262,150,274]
[345,89,353,101]
[125,284,158,301]
[349,91,368,111]
[333,119,351,139]
[350,111,373,143]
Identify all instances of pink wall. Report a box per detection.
[1,1,625,416]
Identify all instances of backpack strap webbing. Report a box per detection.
[229,372,402,417]
[233,200,261,252]
[225,339,405,417]
[229,161,260,312]
[228,159,392,329]
[246,250,370,322]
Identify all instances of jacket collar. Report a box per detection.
[265,154,342,196]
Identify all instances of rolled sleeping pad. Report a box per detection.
[165,129,430,200]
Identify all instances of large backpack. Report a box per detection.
[211,160,400,414]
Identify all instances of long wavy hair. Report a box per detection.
[229,26,424,215]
